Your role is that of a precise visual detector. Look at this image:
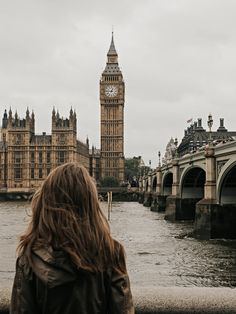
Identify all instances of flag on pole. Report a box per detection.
[187,118,193,123]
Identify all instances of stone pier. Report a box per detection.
[195,200,236,239]
[165,196,201,221]
[143,192,152,207]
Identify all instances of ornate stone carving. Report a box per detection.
[217,159,229,176]
[162,138,177,165]
[179,167,184,178]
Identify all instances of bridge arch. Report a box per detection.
[162,172,173,196]
[180,166,206,199]
[218,161,236,204]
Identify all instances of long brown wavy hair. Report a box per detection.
[18,162,125,273]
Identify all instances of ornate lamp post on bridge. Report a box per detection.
[156,151,162,197]
[195,113,217,239]
[207,113,213,145]
[174,138,178,158]
[158,151,161,167]
[149,160,152,172]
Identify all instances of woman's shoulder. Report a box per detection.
[17,254,28,267]
[15,254,34,281]
[16,247,77,288]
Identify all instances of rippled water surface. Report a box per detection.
[1,201,236,288]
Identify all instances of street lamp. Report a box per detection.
[174,138,178,158]
[149,160,152,172]
[207,113,213,144]
[158,151,161,167]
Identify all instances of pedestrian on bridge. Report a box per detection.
[10,162,134,314]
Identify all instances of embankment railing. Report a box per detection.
[1,286,236,313]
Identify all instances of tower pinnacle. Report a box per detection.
[107,32,118,57]
[105,33,120,71]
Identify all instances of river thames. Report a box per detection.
[1,201,236,289]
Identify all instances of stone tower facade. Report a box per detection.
[51,107,77,169]
[100,33,125,182]
[0,108,89,193]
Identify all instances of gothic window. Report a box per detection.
[39,168,43,179]
[14,167,22,180]
[47,151,51,163]
[15,134,22,145]
[31,152,34,163]
[58,151,65,163]
[38,152,43,164]
[59,134,65,145]
[14,152,21,164]
[31,168,34,179]
[47,168,51,175]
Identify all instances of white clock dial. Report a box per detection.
[105,85,118,97]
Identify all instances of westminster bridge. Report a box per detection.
[138,140,236,239]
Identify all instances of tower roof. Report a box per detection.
[107,32,117,56]
[103,32,122,75]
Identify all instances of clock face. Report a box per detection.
[105,85,118,97]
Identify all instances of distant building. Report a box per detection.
[0,108,89,192]
[177,118,236,157]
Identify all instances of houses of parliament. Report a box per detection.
[0,34,125,193]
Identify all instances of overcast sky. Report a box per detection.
[1,0,236,165]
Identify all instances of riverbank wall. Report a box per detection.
[98,187,139,202]
[0,188,139,202]
[1,286,236,313]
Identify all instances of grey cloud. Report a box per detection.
[1,0,236,165]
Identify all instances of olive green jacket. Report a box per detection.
[10,247,134,314]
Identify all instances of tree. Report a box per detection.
[125,157,140,181]
[100,176,120,187]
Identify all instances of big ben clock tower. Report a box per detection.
[100,33,125,182]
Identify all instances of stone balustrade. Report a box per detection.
[1,286,236,313]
